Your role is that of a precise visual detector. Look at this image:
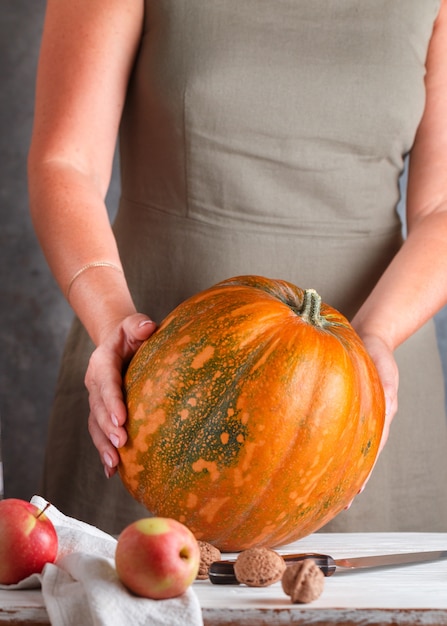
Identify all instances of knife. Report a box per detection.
[208,550,447,584]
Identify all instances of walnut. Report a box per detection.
[281,558,325,603]
[196,541,222,580]
[234,547,286,587]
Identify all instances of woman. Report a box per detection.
[28,0,447,534]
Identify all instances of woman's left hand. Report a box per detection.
[359,332,399,453]
[342,332,399,507]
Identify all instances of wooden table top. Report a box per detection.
[2,532,447,625]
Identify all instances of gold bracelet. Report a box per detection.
[66,261,123,302]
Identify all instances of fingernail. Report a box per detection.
[110,433,120,448]
[104,465,111,479]
[139,320,153,328]
[111,414,119,428]
[104,452,114,468]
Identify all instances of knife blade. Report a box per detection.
[208,550,447,584]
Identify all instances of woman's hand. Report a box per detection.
[343,332,399,508]
[85,313,157,477]
[359,333,399,453]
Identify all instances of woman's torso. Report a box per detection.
[115,0,441,319]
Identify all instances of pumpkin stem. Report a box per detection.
[298,289,325,328]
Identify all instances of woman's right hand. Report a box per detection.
[85,313,157,477]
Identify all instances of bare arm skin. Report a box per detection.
[28,0,143,332]
[28,0,155,477]
[351,0,447,448]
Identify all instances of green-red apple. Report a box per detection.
[0,498,58,584]
[115,517,200,599]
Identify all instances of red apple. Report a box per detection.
[0,498,58,584]
[115,517,200,599]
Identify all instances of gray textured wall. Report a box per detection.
[1,2,446,502]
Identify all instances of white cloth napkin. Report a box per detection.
[0,496,203,626]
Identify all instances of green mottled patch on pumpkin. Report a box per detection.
[361,439,372,456]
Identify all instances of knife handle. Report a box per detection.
[208,552,336,584]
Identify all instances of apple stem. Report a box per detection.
[35,502,52,520]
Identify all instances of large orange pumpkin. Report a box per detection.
[119,275,384,551]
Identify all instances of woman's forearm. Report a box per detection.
[28,158,137,345]
[352,206,447,350]
[27,0,145,346]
